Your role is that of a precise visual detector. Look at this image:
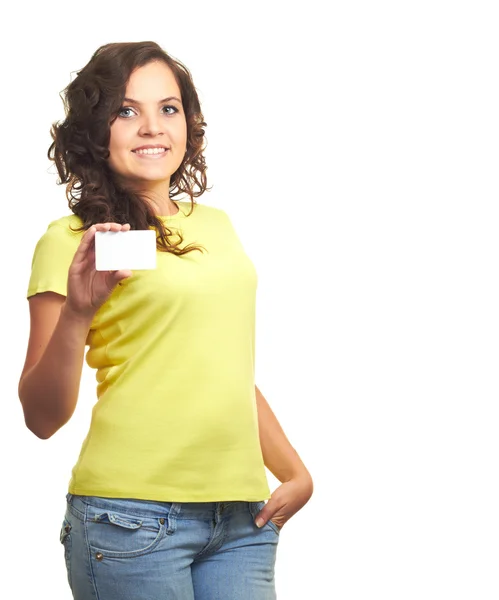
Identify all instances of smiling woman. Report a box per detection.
[107,62,187,202]
[20,40,313,600]
[48,41,210,255]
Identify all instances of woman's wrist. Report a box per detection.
[61,301,95,328]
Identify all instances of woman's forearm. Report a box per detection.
[255,385,313,487]
[19,303,93,439]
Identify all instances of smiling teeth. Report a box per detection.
[135,148,167,155]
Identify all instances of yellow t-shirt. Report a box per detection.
[27,201,271,502]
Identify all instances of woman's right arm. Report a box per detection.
[18,293,94,439]
[19,222,133,439]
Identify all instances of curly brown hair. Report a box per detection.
[48,41,211,256]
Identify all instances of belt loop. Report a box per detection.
[66,493,73,503]
[167,503,181,534]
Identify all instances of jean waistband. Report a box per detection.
[66,493,260,520]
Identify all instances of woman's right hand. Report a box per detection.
[65,222,133,320]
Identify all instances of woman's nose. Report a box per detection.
[139,114,163,136]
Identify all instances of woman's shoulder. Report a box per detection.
[45,213,84,231]
[36,214,85,248]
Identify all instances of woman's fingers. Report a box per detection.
[66,222,133,319]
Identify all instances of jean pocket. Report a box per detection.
[250,501,281,536]
[85,509,167,559]
[59,517,73,588]
[266,517,281,535]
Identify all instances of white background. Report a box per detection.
[2,1,498,598]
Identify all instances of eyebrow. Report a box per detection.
[122,96,182,105]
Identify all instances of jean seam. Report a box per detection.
[83,501,101,600]
[60,518,73,588]
[67,501,85,521]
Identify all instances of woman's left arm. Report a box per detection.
[253,385,314,529]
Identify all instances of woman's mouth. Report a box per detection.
[132,148,169,159]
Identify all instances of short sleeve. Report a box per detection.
[27,219,83,300]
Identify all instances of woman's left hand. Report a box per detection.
[254,472,313,530]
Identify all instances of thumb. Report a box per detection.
[254,502,273,528]
[113,270,133,284]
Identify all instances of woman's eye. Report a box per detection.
[162,105,179,115]
[118,107,135,118]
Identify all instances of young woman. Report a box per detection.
[19,41,313,600]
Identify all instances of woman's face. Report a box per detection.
[108,61,187,188]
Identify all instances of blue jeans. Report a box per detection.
[60,493,280,599]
